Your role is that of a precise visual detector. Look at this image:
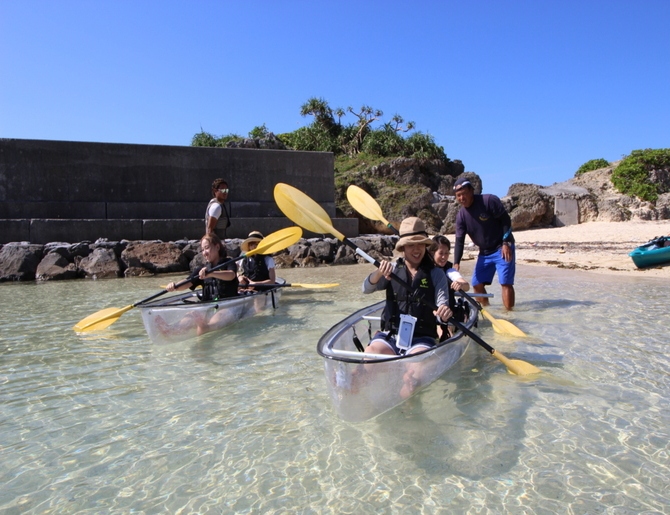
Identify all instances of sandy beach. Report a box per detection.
[458,220,670,279]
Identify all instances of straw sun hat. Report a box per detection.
[395,217,433,251]
[241,231,264,252]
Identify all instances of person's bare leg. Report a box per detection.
[474,284,489,305]
[501,284,515,310]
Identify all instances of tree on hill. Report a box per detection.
[191,97,448,162]
[611,148,670,202]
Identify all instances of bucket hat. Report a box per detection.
[241,231,264,252]
[395,217,433,251]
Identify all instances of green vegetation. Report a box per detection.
[575,158,610,177]
[192,97,448,162]
[611,148,670,202]
[191,129,241,147]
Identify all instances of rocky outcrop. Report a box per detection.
[0,235,401,283]
[540,164,669,223]
[338,157,466,234]
[503,184,555,230]
[344,159,670,235]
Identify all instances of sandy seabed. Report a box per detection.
[457,220,670,280]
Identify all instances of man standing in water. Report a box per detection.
[452,176,516,310]
[206,178,231,239]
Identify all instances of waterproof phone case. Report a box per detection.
[396,314,417,351]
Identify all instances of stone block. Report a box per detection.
[30,219,143,244]
[0,219,30,243]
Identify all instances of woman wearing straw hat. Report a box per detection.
[362,217,453,356]
[238,231,276,287]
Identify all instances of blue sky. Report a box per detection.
[2,0,669,197]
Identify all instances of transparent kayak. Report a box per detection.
[138,278,285,344]
[317,295,479,422]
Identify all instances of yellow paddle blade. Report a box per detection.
[481,309,527,337]
[73,305,134,332]
[273,183,344,240]
[247,226,303,256]
[492,350,541,376]
[346,185,393,228]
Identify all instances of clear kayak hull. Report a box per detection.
[317,296,479,422]
[138,279,284,344]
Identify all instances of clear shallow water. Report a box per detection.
[1,265,669,514]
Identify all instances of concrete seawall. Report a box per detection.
[0,138,358,243]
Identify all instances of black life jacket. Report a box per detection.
[242,255,270,281]
[380,259,438,339]
[198,259,239,301]
[438,260,467,323]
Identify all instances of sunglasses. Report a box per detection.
[218,188,229,194]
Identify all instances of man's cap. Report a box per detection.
[453,176,472,191]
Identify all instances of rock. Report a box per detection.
[655,193,670,219]
[0,243,44,281]
[69,241,92,258]
[435,200,461,234]
[287,243,312,262]
[121,242,189,274]
[124,267,154,277]
[333,244,358,265]
[504,183,555,230]
[309,239,336,264]
[189,253,208,274]
[36,251,79,281]
[79,248,121,279]
[223,241,241,259]
[273,253,298,268]
[91,240,128,259]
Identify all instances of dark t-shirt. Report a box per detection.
[454,194,513,263]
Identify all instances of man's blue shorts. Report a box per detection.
[472,246,515,287]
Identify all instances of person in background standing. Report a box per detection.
[452,176,516,310]
[206,178,231,239]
